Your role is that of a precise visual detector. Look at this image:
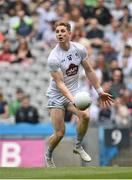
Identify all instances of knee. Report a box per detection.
[81,111,90,123]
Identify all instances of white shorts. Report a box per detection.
[47,97,70,110]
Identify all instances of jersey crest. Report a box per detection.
[67,54,72,61]
[66,63,78,76]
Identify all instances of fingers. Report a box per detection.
[101,99,114,108]
[104,101,111,108]
[100,92,115,108]
[107,95,115,102]
[107,93,113,98]
[107,99,113,106]
[100,100,108,108]
[107,97,115,104]
[101,93,115,103]
[105,100,111,107]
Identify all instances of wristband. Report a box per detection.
[96,87,104,95]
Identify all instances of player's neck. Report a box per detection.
[59,41,70,51]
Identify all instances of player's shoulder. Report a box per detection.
[70,41,88,60]
[70,41,86,51]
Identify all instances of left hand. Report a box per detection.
[99,92,114,108]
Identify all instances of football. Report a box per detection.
[74,92,92,110]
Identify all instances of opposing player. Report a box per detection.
[45,21,113,167]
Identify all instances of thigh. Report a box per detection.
[49,108,65,132]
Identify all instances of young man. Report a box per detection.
[45,21,113,167]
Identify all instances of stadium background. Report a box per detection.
[0,0,132,169]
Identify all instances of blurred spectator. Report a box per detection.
[100,41,118,65]
[9,88,24,118]
[104,19,122,52]
[94,51,113,83]
[0,40,16,65]
[0,89,9,122]
[8,0,30,16]
[98,101,114,124]
[111,0,123,20]
[93,0,112,26]
[54,0,66,20]
[103,59,119,81]
[86,18,104,49]
[110,68,126,98]
[71,25,85,42]
[90,59,103,84]
[96,52,106,72]
[65,0,79,12]
[41,20,57,49]
[12,39,34,67]
[114,95,131,127]
[0,0,9,20]
[119,5,132,29]
[28,0,41,14]
[79,38,95,60]
[10,9,35,41]
[119,29,132,52]
[90,80,114,124]
[120,89,132,114]
[68,5,85,30]
[36,0,57,40]
[79,0,95,24]
[85,0,98,6]
[118,45,132,78]
[0,32,5,42]
[128,1,132,16]
[15,95,39,124]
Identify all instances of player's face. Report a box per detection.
[55,25,71,43]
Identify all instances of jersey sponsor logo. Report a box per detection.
[66,63,78,76]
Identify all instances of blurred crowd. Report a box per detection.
[0,0,132,127]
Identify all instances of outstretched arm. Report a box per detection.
[81,59,114,107]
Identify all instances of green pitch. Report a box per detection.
[0,167,132,179]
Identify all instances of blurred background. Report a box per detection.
[0,0,132,167]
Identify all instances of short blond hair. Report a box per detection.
[55,21,71,32]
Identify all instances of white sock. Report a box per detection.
[46,147,53,159]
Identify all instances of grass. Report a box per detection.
[0,167,132,179]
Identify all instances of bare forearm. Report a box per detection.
[82,59,104,95]
[56,82,74,102]
[86,69,101,90]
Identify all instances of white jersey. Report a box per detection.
[46,41,88,102]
